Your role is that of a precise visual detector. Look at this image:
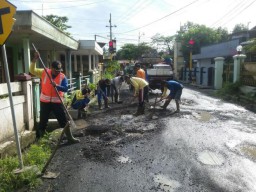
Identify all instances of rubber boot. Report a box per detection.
[160,100,171,110]
[98,101,102,110]
[141,105,145,114]
[133,107,141,116]
[175,100,180,113]
[114,93,118,103]
[64,124,80,144]
[133,106,144,116]
[104,99,110,109]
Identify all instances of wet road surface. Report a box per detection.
[37,86,256,192]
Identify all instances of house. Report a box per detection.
[0,10,103,147]
[191,39,240,86]
[183,29,255,87]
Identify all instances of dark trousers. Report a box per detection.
[110,84,119,102]
[138,86,149,107]
[38,102,67,138]
[144,86,149,102]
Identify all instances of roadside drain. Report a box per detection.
[153,174,181,192]
[197,150,224,165]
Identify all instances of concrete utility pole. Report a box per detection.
[106,13,116,41]
[138,32,145,45]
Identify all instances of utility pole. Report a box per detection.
[138,32,144,45]
[106,13,116,41]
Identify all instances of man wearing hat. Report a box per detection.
[71,85,91,118]
[30,51,80,144]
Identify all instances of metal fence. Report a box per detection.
[241,62,256,87]
[67,75,91,93]
[223,62,233,83]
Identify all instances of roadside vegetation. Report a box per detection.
[0,134,54,191]
[0,59,121,192]
[215,82,256,111]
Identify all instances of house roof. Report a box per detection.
[75,40,103,55]
[8,11,103,55]
[192,39,240,60]
[9,11,79,51]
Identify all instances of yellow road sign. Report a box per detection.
[0,0,16,45]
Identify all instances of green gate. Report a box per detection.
[223,62,233,83]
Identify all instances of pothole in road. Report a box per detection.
[116,155,132,164]
[192,111,212,122]
[153,174,181,192]
[82,144,120,162]
[182,99,197,106]
[239,144,256,161]
[197,150,225,165]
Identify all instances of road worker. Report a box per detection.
[160,80,184,112]
[30,51,80,144]
[124,75,149,116]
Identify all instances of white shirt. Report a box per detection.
[111,76,123,90]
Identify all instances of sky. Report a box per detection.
[11,0,256,49]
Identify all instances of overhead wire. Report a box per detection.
[116,0,201,34]
[115,0,154,25]
[210,0,252,28]
[221,0,256,28]
[114,0,146,23]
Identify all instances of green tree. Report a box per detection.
[175,21,229,63]
[244,38,256,52]
[116,43,155,61]
[102,60,121,80]
[43,14,71,35]
[151,33,175,55]
[116,43,137,61]
[232,23,248,34]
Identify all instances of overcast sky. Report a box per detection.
[12,0,256,48]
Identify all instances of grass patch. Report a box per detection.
[0,134,54,192]
[215,81,242,100]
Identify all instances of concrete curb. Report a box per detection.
[0,131,36,158]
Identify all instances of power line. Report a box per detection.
[116,0,154,25]
[221,0,256,28]
[117,0,200,34]
[210,0,251,28]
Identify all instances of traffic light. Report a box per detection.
[109,40,113,53]
[109,40,116,53]
[112,40,116,53]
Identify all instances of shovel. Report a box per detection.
[32,43,76,129]
[32,44,77,178]
[148,95,162,119]
[40,122,70,178]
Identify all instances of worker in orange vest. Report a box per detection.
[30,51,80,144]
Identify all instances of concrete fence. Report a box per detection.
[0,81,34,143]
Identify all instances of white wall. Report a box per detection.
[0,81,34,143]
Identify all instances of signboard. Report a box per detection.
[0,0,16,45]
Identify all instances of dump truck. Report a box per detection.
[147,63,174,90]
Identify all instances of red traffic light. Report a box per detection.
[189,39,195,45]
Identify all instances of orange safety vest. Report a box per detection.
[40,69,65,103]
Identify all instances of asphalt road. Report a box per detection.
[37,86,256,192]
